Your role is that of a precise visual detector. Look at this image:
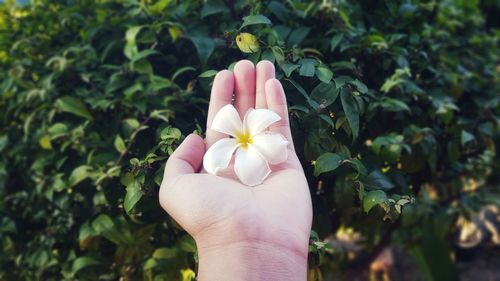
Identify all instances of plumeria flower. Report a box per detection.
[203,104,289,186]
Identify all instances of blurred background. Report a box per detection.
[0,0,499,280]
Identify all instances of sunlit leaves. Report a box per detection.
[124,26,145,60]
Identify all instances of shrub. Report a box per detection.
[0,0,498,280]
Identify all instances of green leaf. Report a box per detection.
[460,130,474,145]
[131,49,159,63]
[149,0,172,14]
[188,36,214,64]
[153,247,177,259]
[314,153,345,176]
[124,180,142,214]
[199,70,218,78]
[267,1,288,22]
[124,26,145,60]
[349,79,368,94]
[311,82,339,108]
[124,119,140,129]
[241,15,272,29]
[374,97,411,112]
[340,87,359,139]
[160,126,181,140]
[287,27,310,46]
[299,58,316,77]
[201,1,229,18]
[363,190,387,213]
[114,135,126,153]
[55,96,93,120]
[71,256,99,274]
[91,214,132,245]
[179,235,197,253]
[69,165,92,187]
[330,33,344,51]
[315,66,333,83]
[271,46,285,64]
[172,66,196,81]
[280,63,300,77]
[48,123,68,138]
[363,170,394,190]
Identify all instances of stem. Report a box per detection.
[115,115,152,166]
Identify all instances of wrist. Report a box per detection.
[196,240,308,281]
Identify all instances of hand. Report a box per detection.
[159,60,313,281]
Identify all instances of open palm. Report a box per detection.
[159,60,312,272]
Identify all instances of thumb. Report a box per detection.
[162,133,205,186]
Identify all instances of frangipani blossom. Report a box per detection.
[203,104,289,186]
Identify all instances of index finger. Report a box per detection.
[205,70,235,148]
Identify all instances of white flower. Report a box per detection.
[203,104,289,186]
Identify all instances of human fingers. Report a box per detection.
[255,60,275,109]
[265,79,295,150]
[161,134,205,188]
[205,70,234,148]
[233,60,256,118]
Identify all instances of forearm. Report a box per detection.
[196,241,308,281]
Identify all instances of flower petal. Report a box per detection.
[234,146,271,186]
[251,132,289,164]
[203,138,238,175]
[211,104,243,137]
[243,108,281,136]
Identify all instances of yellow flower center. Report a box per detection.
[236,131,253,148]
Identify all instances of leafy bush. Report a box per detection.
[0,0,498,280]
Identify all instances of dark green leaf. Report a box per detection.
[299,58,316,77]
[281,63,300,77]
[363,190,387,213]
[340,87,359,139]
[460,130,474,145]
[349,79,368,94]
[287,27,310,46]
[315,66,333,83]
[363,170,395,190]
[201,1,229,18]
[241,15,272,29]
[314,153,345,176]
[199,70,218,78]
[310,82,339,107]
[330,33,344,51]
[188,36,214,64]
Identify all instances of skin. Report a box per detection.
[159,60,313,281]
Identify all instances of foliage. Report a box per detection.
[0,0,498,280]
